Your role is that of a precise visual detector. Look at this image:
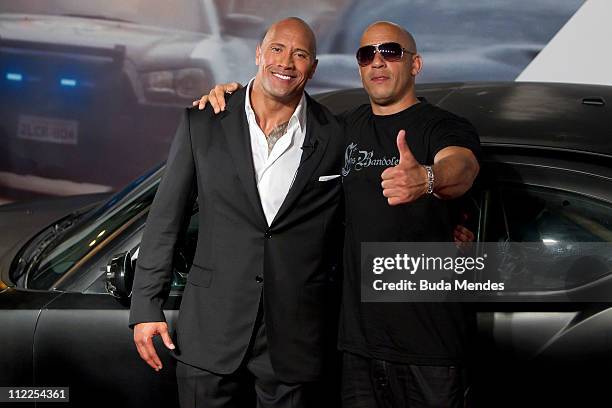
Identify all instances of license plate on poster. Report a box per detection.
[17,115,79,145]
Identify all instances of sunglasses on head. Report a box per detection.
[356,42,415,67]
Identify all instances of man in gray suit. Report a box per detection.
[129,17,346,407]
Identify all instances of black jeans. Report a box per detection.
[341,352,468,408]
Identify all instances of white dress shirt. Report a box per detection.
[245,79,307,226]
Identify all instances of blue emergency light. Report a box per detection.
[6,72,23,81]
[60,78,77,87]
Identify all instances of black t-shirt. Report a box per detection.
[339,99,481,366]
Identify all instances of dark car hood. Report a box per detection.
[0,193,109,286]
[0,13,205,64]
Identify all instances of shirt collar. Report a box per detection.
[244,77,307,133]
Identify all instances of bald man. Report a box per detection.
[338,22,480,408]
[129,18,346,408]
[194,20,480,408]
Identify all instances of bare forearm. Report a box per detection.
[432,153,479,200]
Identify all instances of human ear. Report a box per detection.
[411,54,423,76]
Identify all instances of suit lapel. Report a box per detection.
[271,95,331,226]
[219,87,267,229]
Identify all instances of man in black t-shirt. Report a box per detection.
[339,22,480,408]
[194,20,480,408]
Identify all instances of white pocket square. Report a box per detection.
[318,174,341,181]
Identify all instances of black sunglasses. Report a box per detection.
[356,42,415,67]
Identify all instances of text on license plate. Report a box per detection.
[17,115,79,145]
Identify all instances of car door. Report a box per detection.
[0,288,62,408]
[473,151,612,403]
[30,208,198,407]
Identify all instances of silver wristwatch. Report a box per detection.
[423,165,434,194]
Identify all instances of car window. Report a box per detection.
[82,203,197,295]
[501,185,612,243]
[486,184,612,291]
[25,167,163,290]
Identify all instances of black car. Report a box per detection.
[1,82,611,407]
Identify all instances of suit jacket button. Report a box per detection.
[264,231,272,239]
[255,276,264,283]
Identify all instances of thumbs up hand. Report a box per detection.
[380,130,429,206]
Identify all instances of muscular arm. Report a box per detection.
[381,131,480,205]
[432,146,480,200]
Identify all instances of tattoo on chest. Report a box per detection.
[266,121,289,153]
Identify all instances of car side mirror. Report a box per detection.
[105,250,136,300]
